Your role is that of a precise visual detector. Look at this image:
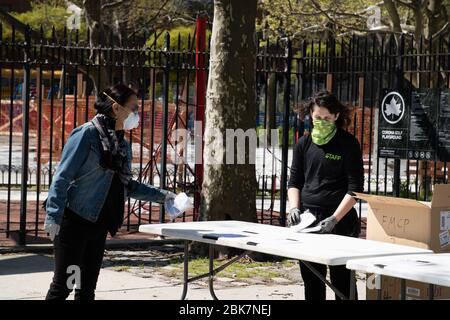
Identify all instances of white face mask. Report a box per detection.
[123,111,140,130]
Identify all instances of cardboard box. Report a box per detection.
[356,184,450,300]
[355,184,450,252]
[366,276,450,300]
[366,275,401,300]
[405,280,450,300]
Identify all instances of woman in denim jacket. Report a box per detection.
[44,83,176,300]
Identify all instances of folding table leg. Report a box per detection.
[300,261,347,300]
[377,276,382,300]
[349,270,356,300]
[181,240,189,300]
[179,243,249,300]
[400,279,406,300]
[208,244,219,300]
[429,284,434,300]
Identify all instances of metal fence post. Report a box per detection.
[159,32,171,223]
[194,16,206,221]
[279,39,292,227]
[393,35,405,197]
[19,26,31,245]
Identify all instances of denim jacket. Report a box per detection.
[44,121,168,226]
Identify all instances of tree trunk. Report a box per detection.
[383,0,402,34]
[83,0,111,92]
[200,0,258,225]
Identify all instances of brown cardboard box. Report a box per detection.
[356,184,450,300]
[405,280,450,300]
[355,184,450,252]
[366,275,401,300]
[366,277,450,300]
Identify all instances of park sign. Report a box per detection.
[378,89,410,159]
[378,88,450,161]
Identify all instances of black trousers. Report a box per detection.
[46,208,108,300]
[299,207,360,300]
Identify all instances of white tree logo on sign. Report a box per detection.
[381,91,405,124]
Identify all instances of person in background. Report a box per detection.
[44,83,176,300]
[287,90,364,300]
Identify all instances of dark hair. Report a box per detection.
[297,90,351,129]
[94,83,136,114]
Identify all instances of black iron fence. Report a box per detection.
[1,24,449,246]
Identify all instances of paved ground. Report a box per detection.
[0,251,367,300]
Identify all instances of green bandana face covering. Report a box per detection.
[311,119,337,145]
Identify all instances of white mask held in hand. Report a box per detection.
[44,222,60,241]
[165,192,192,220]
[123,111,140,130]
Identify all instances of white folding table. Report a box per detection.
[346,253,450,300]
[139,220,432,300]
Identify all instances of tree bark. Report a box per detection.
[383,0,403,34]
[201,0,258,225]
[83,0,111,92]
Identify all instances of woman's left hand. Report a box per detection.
[164,191,191,220]
[44,222,61,241]
[165,191,176,201]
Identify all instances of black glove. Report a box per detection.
[287,208,302,227]
[318,216,337,234]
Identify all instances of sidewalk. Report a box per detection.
[0,253,367,300]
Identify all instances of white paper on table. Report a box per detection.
[298,225,322,233]
[289,210,320,233]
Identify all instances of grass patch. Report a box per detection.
[158,257,296,281]
[112,265,131,272]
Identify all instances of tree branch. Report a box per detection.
[287,0,294,12]
[170,16,196,24]
[395,0,416,10]
[308,0,371,33]
[287,8,369,20]
[101,0,130,11]
[383,0,403,33]
[127,0,171,39]
[432,20,450,38]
